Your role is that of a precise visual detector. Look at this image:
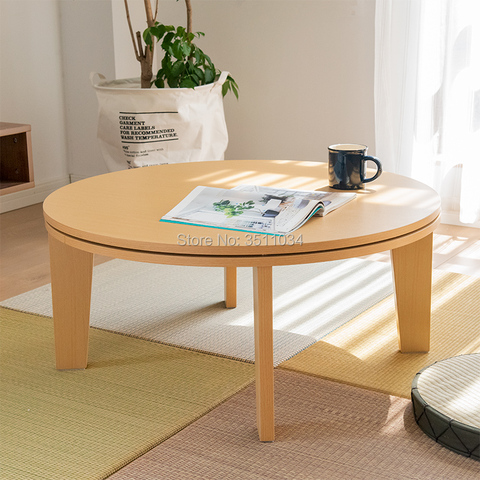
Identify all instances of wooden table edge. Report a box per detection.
[45,214,440,267]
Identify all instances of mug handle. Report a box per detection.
[362,156,382,183]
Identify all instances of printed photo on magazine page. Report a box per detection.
[161,185,355,235]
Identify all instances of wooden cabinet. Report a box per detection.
[0,122,34,195]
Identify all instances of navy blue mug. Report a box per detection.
[328,144,382,190]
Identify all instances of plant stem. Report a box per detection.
[124,0,159,88]
[144,0,156,28]
[124,0,140,60]
[185,0,193,34]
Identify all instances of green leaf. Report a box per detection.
[222,82,229,97]
[162,32,175,47]
[171,60,186,78]
[204,67,215,84]
[231,82,239,99]
[204,54,213,67]
[171,39,183,60]
[151,24,166,40]
[190,66,204,84]
[180,78,197,89]
[161,55,172,72]
[143,28,153,46]
[181,42,192,57]
[167,75,179,88]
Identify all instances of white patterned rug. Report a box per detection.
[1,258,393,365]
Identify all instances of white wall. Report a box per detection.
[1,0,377,209]
[112,0,377,163]
[203,0,376,162]
[59,0,115,178]
[1,0,115,212]
[0,0,69,189]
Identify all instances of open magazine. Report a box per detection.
[160,185,356,235]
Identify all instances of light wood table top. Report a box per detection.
[43,160,441,442]
[44,160,441,264]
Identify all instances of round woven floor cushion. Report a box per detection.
[411,353,479,460]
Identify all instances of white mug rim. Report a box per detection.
[328,144,367,152]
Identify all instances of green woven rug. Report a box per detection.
[0,307,255,480]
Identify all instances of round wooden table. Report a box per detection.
[43,160,441,442]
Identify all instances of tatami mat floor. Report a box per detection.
[1,203,479,478]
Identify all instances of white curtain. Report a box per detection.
[375,0,480,226]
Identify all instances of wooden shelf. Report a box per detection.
[0,122,34,196]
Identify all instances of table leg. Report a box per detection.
[224,266,237,308]
[49,233,93,369]
[253,266,275,442]
[391,233,433,353]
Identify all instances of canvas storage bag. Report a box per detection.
[91,72,229,171]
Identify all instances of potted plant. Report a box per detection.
[92,0,238,171]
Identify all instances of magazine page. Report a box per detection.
[233,185,356,217]
[161,185,324,234]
